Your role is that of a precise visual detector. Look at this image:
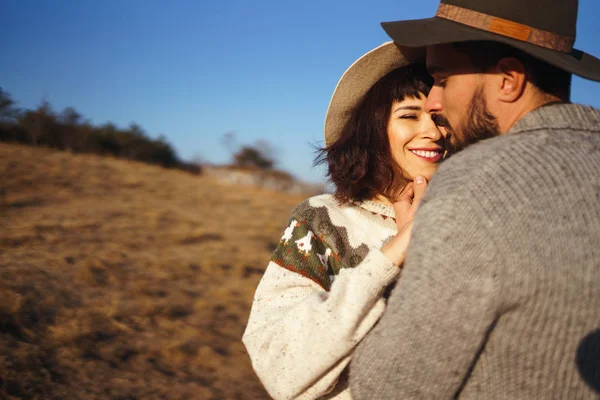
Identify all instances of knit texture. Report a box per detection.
[243,195,401,399]
[349,103,600,399]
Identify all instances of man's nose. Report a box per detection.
[425,86,443,114]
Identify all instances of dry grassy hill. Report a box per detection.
[0,143,310,399]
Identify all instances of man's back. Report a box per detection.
[350,103,600,399]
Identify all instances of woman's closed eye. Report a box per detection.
[399,114,418,120]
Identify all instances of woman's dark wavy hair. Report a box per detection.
[315,64,433,204]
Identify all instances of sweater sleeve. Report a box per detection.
[242,207,401,400]
[349,193,501,399]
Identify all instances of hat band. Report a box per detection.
[436,3,574,53]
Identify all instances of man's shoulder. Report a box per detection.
[510,103,600,134]
[427,103,600,203]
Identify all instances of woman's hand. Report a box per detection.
[381,176,428,266]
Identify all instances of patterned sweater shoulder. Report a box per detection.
[272,194,398,290]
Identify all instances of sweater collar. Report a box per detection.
[355,199,395,219]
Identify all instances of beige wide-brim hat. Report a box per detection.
[324,41,425,147]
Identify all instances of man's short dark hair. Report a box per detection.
[315,64,433,204]
[453,41,572,102]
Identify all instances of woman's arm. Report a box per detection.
[243,250,399,400]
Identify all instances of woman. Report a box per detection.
[242,42,446,399]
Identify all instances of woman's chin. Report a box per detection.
[408,169,436,182]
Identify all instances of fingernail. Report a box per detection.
[415,176,424,184]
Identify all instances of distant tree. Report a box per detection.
[149,134,179,167]
[119,123,147,159]
[0,88,20,142]
[0,88,19,122]
[128,123,146,138]
[221,131,279,170]
[234,144,274,170]
[59,107,84,151]
[59,107,82,126]
[75,121,94,153]
[18,100,58,146]
[90,122,121,155]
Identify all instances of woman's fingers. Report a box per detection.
[410,175,428,216]
[393,183,414,225]
[393,177,428,229]
[383,177,428,266]
[396,182,414,203]
[393,200,410,227]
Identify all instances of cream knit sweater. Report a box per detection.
[242,194,401,399]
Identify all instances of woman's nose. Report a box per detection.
[421,115,443,141]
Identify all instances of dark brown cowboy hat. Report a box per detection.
[381,0,600,82]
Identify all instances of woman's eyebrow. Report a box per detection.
[393,105,422,112]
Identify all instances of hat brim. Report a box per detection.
[381,17,600,82]
[324,42,425,146]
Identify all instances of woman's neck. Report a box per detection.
[373,194,393,206]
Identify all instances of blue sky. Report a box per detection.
[2,0,600,184]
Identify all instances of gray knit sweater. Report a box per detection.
[349,103,600,399]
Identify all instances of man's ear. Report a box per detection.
[495,57,527,103]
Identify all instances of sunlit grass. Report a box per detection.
[0,143,307,399]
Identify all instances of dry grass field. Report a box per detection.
[0,143,308,399]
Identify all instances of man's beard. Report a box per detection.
[433,86,500,155]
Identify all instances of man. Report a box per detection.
[349,0,600,398]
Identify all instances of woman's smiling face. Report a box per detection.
[388,93,445,181]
